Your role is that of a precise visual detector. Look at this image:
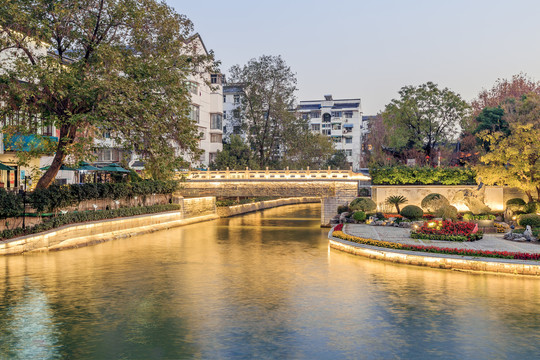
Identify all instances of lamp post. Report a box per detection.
[18,176,31,229]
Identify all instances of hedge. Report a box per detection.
[370,166,476,185]
[0,204,182,241]
[29,180,179,213]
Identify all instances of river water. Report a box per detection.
[1,204,540,359]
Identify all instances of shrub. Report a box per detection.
[349,197,376,212]
[524,202,540,214]
[352,211,366,222]
[369,166,476,185]
[463,212,495,221]
[519,214,540,228]
[434,205,458,221]
[0,204,181,241]
[400,205,423,220]
[506,198,526,207]
[0,189,23,219]
[420,193,449,213]
[337,205,350,214]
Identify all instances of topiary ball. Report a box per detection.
[435,205,458,221]
[421,193,449,213]
[400,205,424,220]
[352,211,367,222]
[349,197,376,212]
[523,202,540,214]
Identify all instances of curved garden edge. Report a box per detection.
[328,228,540,277]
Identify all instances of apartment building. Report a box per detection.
[185,34,223,167]
[222,84,244,142]
[297,95,363,170]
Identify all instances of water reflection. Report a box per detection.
[1,204,540,359]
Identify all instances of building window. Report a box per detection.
[346,149,352,156]
[209,152,217,163]
[311,124,320,131]
[332,137,341,143]
[190,105,200,123]
[332,124,341,130]
[344,111,353,118]
[187,81,198,95]
[368,144,373,150]
[234,94,240,104]
[233,109,240,118]
[345,137,353,144]
[310,111,321,118]
[210,133,222,143]
[322,113,331,123]
[42,124,54,137]
[322,129,331,136]
[210,74,222,84]
[199,151,206,162]
[331,111,342,118]
[302,113,310,120]
[210,113,222,130]
[198,126,206,140]
[223,95,227,103]
[233,125,241,134]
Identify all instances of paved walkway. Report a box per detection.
[344,224,540,254]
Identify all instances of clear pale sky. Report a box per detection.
[167,0,540,115]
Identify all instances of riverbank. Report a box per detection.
[0,196,319,255]
[216,197,320,217]
[329,224,540,276]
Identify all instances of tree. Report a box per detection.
[475,94,540,202]
[0,0,211,187]
[228,55,297,168]
[386,195,407,214]
[280,118,335,169]
[325,150,350,170]
[382,82,470,163]
[209,135,258,170]
[472,107,508,151]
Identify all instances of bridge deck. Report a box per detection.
[180,169,370,181]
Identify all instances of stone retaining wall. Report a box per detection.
[329,234,540,276]
[216,197,320,217]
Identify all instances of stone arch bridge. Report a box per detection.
[175,169,371,226]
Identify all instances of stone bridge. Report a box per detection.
[175,169,371,226]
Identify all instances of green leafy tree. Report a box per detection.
[476,124,540,202]
[382,82,470,162]
[386,195,408,213]
[209,135,258,170]
[281,120,335,169]
[228,55,297,168]
[325,150,350,170]
[0,0,212,187]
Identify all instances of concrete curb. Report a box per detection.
[328,229,540,277]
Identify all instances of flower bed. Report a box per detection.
[412,220,481,241]
[332,229,540,261]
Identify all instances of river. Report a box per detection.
[1,204,540,359]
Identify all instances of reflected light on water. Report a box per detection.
[1,203,540,359]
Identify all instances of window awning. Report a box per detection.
[343,124,354,128]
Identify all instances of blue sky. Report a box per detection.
[168,0,540,114]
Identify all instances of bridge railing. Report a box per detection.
[178,168,370,181]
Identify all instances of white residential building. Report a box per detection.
[222,84,244,142]
[186,34,223,167]
[297,95,363,170]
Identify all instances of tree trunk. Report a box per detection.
[537,186,540,202]
[395,204,400,213]
[525,190,534,203]
[35,124,76,189]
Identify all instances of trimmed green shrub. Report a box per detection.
[463,212,495,221]
[349,197,376,212]
[370,166,476,185]
[29,180,179,213]
[519,214,540,228]
[420,193,449,213]
[524,202,540,214]
[352,211,366,222]
[400,205,424,220]
[506,198,527,212]
[434,205,458,221]
[0,204,182,241]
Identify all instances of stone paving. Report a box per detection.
[345,224,540,254]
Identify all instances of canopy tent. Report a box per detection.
[99,163,130,173]
[76,161,100,171]
[0,162,14,171]
[40,164,77,171]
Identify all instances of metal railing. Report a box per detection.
[180,167,371,181]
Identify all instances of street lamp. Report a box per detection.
[18,176,32,229]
